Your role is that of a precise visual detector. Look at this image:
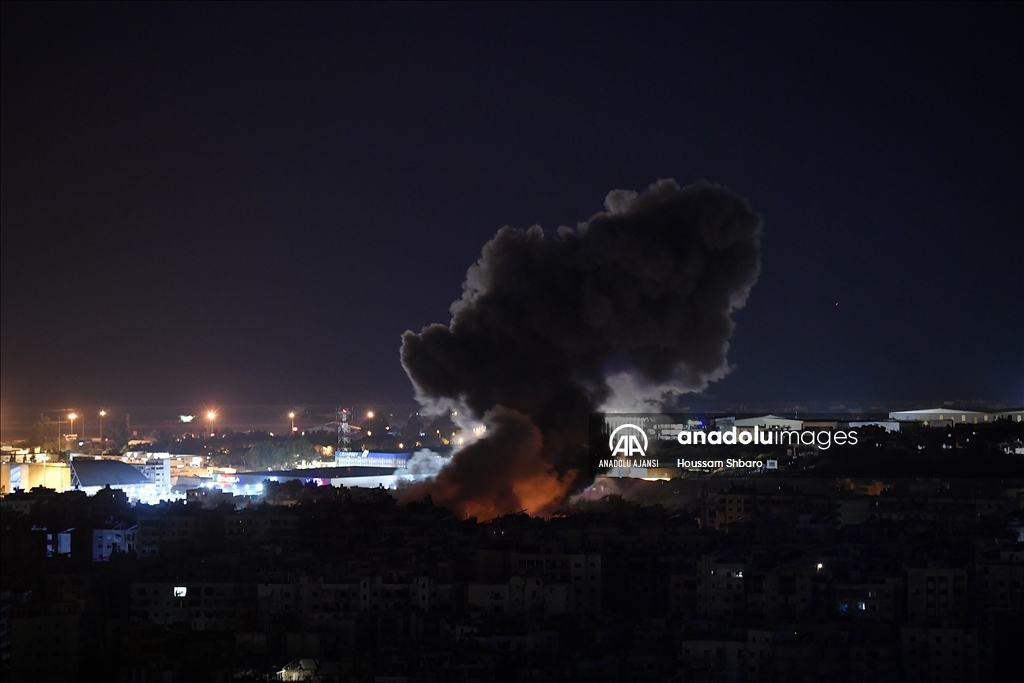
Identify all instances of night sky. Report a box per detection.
[2,2,1021,409]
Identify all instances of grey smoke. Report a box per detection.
[394,448,448,478]
[399,179,762,517]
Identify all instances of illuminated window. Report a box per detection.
[173,586,187,597]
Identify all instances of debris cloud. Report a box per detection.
[400,179,762,518]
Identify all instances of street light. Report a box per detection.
[206,410,217,437]
[68,413,77,444]
[367,410,374,419]
[289,412,296,433]
[99,410,107,440]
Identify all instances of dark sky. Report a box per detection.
[2,1,1021,409]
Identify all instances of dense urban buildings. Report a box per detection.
[1,409,1021,682]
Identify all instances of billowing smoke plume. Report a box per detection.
[400,179,762,519]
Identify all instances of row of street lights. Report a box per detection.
[284,409,376,434]
[202,408,376,438]
[56,408,212,443]
[53,407,381,446]
[62,409,109,440]
[48,409,105,453]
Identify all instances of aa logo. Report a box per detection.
[608,424,648,458]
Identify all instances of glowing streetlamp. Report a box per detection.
[206,410,217,437]
[68,413,77,444]
[99,410,107,440]
[289,412,296,433]
[367,410,374,419]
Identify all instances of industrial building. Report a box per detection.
[888,408,1023,425]
[1,458,172,503]
[1,461,70,495]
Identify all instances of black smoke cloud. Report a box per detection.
[400,179,762,518]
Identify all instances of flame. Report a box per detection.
[512,467,578,517]
[399,407,582,521]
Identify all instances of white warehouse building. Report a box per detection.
[888,408,1023,425]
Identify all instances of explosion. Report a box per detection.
[400,179,762,519]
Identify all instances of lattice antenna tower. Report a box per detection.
[337,407,352,451]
